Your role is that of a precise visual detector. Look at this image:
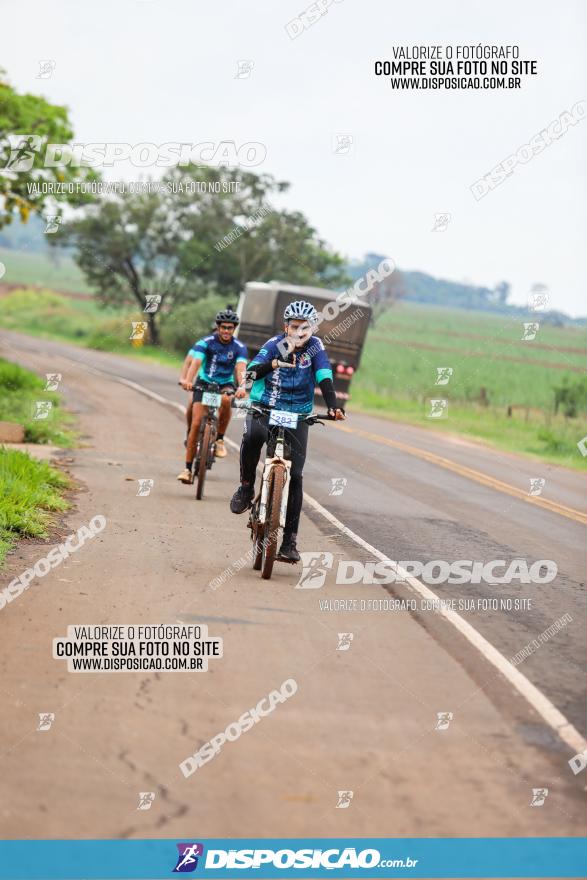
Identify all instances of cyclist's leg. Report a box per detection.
[230,413,267,513]
[218,398,231,432]
[182,399,192,450]
[283,420,309,539]
[240,413,267,486]
[215,386,234,458]
[186,403,206,467]
[217,385,234,437]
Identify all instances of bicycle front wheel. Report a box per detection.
[261,464,285,580]
[252,518,264,570]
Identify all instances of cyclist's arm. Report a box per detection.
[179,354,193,383]
[246,359,277,380]
[313,340,344,417]
[185,357,202,387]
[246,340,281,382]
[183,339,208,387]
[234,358,247,395]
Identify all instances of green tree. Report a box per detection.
[0,69,96,227]
[52,165,349,344]
[51,189,192,344]
[163,164,350,292]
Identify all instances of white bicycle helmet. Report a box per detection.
[283,300,318,324]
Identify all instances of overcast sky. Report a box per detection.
[3,0,586,315]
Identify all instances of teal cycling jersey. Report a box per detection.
[188,333,248,385]
[248,333,333,413]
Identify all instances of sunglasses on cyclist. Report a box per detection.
[218,323,236,330]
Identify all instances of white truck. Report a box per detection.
[236,281,371,401]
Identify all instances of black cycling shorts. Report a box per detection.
[192,380,235,404]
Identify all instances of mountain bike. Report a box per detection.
[244,403,335,580]
[190,382,234,500]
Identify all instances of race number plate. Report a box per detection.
[202,392,222,407]
[269,409,298,429]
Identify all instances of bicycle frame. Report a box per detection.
[194,403,218,464]
[196,410,217,459]
[193,383,233,464]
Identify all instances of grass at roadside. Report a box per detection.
[0,288,183,369]
[0,448,71,563]
[0,287,139,349]
[359,303,587,409]
[0,246,92,294]
[351,302,587,469]
[0,358,73,563]
[0,358,76,446]
[349,392,587,471]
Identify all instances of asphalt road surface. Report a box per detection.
[1,330,586,842]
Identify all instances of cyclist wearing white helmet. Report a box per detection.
[284,299,318,322]
[229,300,345,562]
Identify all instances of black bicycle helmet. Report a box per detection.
[215,305,240,326]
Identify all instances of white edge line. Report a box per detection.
[71,360,587,758]
[302,493,587,756]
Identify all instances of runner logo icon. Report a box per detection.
[4,135,43,172]
[296,552,334,589]
[173,843,204,872]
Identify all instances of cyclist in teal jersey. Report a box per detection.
[178,308,247,483]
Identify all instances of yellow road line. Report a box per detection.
[335,423,587,526]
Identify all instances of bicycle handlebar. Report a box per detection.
[178,381,235,396]
[235,401,343,424]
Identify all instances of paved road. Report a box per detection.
[1,330,586,841]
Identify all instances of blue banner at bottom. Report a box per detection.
[0,838,585,879]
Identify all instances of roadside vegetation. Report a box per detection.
[0,246,92,294]
[0,356,75,445]
[0,287,217,363]
[352,303,587,469]
[0,448,70,563]
[0,359,72,563]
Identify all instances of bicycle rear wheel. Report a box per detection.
[196,422,212,500]
[261,464,285,580]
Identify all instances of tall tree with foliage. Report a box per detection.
[52,188,193,344]
[0,69,96,227]
[51,165,350,344]
[165,165,349,292]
